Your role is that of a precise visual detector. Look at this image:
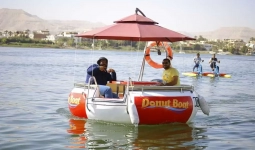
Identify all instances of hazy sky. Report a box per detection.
[0,0,254,32]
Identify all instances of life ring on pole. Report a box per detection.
[145,42,173,69]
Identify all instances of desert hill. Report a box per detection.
[0,8,255,41]
[0,8,105,34]
[182,27,255,42]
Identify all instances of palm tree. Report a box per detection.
[25,29,30,34]
[250,37,255,41]
[13,31,18,37]
[8,31,13,37]
[4,30,8,36]
[24,29,30,37]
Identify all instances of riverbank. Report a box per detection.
[0,44,234,55]
[0,43,61,49]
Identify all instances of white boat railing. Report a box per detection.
[74,82,194,92]
[129,85,194,93]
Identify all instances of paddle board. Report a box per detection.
[182,72,231,78]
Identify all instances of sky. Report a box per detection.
[0,0,254,32]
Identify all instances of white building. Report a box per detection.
[63,32,78,37]
[246,42,255,55]
[45,35,56,43]
[203,44,213,51]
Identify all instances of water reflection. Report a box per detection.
[66,119,87,149]
[66,119,208,149]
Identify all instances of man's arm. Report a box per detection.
[106,69,117,81]
[87,64,100,75]
[209,58,212,63]
[164,76,178,86]
[109,72,117,81]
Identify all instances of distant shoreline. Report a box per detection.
[0,44,233,55]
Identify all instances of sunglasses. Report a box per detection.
[162,62,169,64]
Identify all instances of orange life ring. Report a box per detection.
[145,42,173,69]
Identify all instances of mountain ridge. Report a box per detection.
[0,8,255,41]
[0,8,105,34]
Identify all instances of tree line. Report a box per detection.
[1,35,255,54]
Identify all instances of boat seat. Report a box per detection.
[107,83,125,97]
[74,82,124,98]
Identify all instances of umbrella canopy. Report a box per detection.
[76,8,195,42]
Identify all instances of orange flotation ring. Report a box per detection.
[145,41,173,69]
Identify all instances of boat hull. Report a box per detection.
[67,83,207,125]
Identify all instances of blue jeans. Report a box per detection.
[99,85,119,98]
[193,63,199,71]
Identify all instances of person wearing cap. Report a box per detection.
[85,57,118,98]
[193,53,204,72]
[157,58,180,86]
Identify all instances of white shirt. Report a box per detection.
[194,57,202,64]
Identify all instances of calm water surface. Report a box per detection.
[0,47,255,150]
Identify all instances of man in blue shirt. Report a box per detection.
[86,57,118,98]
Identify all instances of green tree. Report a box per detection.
[241,46,248,54]
[8,31,13,37]
[250,37,255,41]
[4,30,8,35]
[1,38,7,44]
[197,35,207,41]
[228,47,239,54]
[67,38,74,46]
[193,44,201,50]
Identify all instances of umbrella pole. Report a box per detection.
[162,42,168,58]
[138,42,148,81]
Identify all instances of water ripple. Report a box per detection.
[0,47,255,149]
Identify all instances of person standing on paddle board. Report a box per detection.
[193,53,204,72]
[157,58,180,86]
[86,57,118,98]
[209,54,220,71]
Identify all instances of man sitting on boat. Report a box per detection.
[209,54,220,71]
[157,58,180,86]
[193,53,204,72]
[85,57,119,98]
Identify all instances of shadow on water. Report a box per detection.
[65,119,208,149]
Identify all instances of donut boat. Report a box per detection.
[68,81,209,125]
[68,76,210,125]
[69,9,210,125]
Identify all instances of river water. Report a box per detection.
[0,47,254,150]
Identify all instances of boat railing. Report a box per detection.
[74,81,129,104]
[74,82,193,92]
[74,82,98,89]
[129,84,194,93]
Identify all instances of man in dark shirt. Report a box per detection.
[209,54,220,71]
[86,57,118,98]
